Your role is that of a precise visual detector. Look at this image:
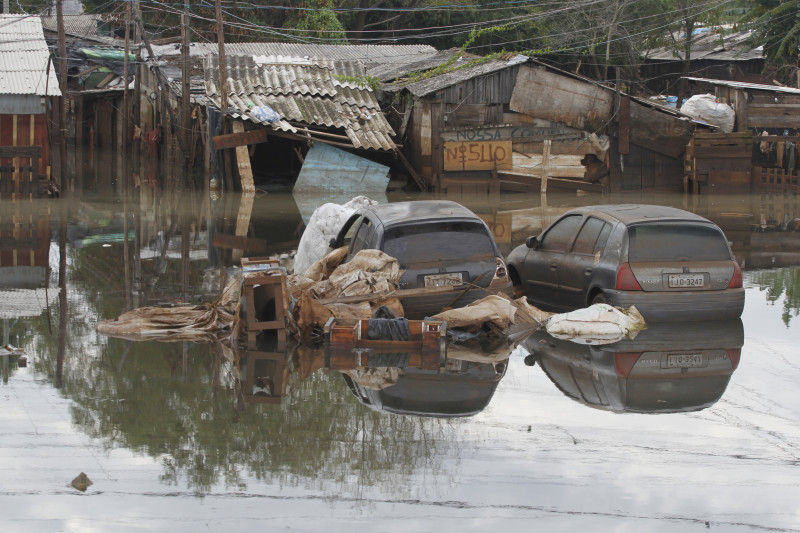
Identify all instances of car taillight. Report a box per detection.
[727,348,741,370]
[615,352,641,377]
[616,263,642,291]
[729,262,743,288]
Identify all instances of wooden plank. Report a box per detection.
[497,171,603,193]
[0,145,42,158]
[629,99,693,158]
[212,127,270,150]
[618,95,630,155]
[232,121,255,193]
[443,140,512,171]
[708,171,752,194]
[693,146,753,158]
[212,232,267,253]
[317,285,456,305]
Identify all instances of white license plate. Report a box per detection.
[668,273,705,288]
[664,353,706,368]
[424,273,463,288]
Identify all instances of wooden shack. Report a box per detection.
[683,77,800,196]
[0,15,61,199]
[377,55,694,194]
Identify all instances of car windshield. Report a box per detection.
[628,223,731,262]
[383,221,496,262]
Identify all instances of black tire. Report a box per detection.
[591,292,607,305]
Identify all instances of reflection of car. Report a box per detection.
[523,319,743,413]
[342,354,508,418]
[332,200,512,318]
[506,204,744,321]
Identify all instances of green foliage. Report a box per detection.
[740,0,800,61]
[749,267,800,326]
[282,0,348,44]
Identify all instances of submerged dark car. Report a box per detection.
[332,200,512,318]
[506,204,744,321]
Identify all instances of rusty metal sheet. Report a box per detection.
[443,141,512,171]
[509,65,613,132]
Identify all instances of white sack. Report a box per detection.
[293,196,377,275]
[546,304,646,345]
[680,94,735,133]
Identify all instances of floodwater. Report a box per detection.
[1,187,799,532]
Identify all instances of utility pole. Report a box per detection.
[215,0,233,191]
[181,2,192,175]
[123,0,132,309]
[56,0,68,192]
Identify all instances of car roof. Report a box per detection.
[358,200,481,226]
[568,204,714,225]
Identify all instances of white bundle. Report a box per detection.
[293,196,377,275]
[680,94,735,133]
[545,304,646,345]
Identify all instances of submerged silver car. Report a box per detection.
[506,204,744,321]
[332,200,512,318]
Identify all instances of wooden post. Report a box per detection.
[215,0,233,191]
[181,6,191,174]
[56,0,67,192]
[232,121,255,192]
[540,139,551,194]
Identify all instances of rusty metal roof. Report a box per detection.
[204,55,396,151]
[0,14,61,96]
[682,77,800,95]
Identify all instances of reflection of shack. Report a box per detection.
[0,15,61,197]
[376,54,694,194]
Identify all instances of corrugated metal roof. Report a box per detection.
[149,42,436,68]
[40,13,122,45]
[367,48,457,82]
[0,14,61,96]
[647,27,763,62]
[682,76,800,95]
[204,55,396,151]
[388,54,528,97]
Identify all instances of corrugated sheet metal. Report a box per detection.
[150,43,436,68]
[682,77,800,95]
[367,48,459,82]
[647,28,763,62]
[0,15,61,96]
[204,55,396,150]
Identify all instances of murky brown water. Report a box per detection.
[1,187,799,532]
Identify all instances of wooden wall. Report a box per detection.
[0,114,50,199]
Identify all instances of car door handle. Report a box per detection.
[549,262,558,271]
[584,268,593,276]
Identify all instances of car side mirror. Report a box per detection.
[329,237,337,248]
[525,236,538,249]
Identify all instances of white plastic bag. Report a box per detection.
[680,94,735,133]
[545,304,646,345]
[293,196,377,275]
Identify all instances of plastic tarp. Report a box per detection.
[545,304,646,345]
[680,94,735,133]
[293,196,377,275]
[431,294,549,335]
[96,277,241,342]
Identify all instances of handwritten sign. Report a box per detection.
[443,141,512,171]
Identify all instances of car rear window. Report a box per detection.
[382,221,496,262]
[628,223,731,262]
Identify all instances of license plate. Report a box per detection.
[424,273,463,288]
[663,353,707,368]
[668,273,705,288]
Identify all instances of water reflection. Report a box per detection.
[523,319,744,413]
